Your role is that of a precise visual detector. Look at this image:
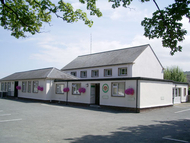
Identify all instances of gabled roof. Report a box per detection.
[61,44,149,71]
[0,67,77,81]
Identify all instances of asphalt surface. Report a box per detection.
[0,98,190,143]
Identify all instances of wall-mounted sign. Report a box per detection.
[102,84,109,93]
[102,95,109,99]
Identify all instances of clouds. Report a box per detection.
[30,33,131,69]
[29,13,190,72]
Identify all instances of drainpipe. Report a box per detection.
[66,81,68,105]
[136,79,139,113]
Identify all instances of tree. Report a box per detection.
[0,0,102,38]
[164,66,187,82]
[110,0,190,55]
[0,0,190,55]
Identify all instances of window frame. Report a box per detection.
[118,67,128,76]
[72,83,81,95]
[91,70,99,77]
[5,82,7,92]
[80,71,87,78]
[111,82,125,97]
[71,72,77,77]
[56,84,65,94]
[104,69,112,77]
[184,88,186,96]
[33,81,39,93]
[7,82,11,92]
[22,81,27,92]
[1,82,5,92]
[28,81,31,93]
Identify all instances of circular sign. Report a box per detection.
[102,84,109,93]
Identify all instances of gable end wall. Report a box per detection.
[132,46,163,79]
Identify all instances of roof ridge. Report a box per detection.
[46,67,55,78]
[78,44,149,57]
[13,67,54,74]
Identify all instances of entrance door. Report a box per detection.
[90,83,100,105]
[173,88,181,104]
[14,81,18,97]
[95,84,100,105]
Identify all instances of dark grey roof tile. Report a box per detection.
[0,67,77,81]
[62,44,149,70]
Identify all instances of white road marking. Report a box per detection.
[162,137,189,143]
[0,118,22,123]
[41,104,64,109]
[175,108,190,113]
[0,114,11,116]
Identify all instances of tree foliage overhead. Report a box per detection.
[0,0,102,38]
[164,66,187,82]
[109,0,190,55]
[0,0,190,55]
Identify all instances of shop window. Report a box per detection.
[22,81,27,92]
[1,82,4,91]
[56,84,65,94]
[33,81,39,93]
[28,81,31,93]
[7,82,11,91]
[72,83,81,95]
[112,82,125,97]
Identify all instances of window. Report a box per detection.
[5,82,7,91]
[184,88,186,96]
[80,71,87,78]
[118,68,127,76]
[104,69,112,77]
[22,81,27,92]
[91,70,99,77]
[33,81,39,93]
[1,82,4,91]
[71,72,77,77]
[173,88,181,97]
[112,82,125,97]
[72,83,81,95]
[28,81,31,93]
[7,82,11,91]
[56,84,65,94]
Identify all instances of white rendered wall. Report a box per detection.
[53,80,137,108]
[67,81,91,104]
[99,80,137,108]
[51,81,67,101]
[18,79,47,100]
[0,81,15,96]
[64,64,133,79]
[132,46,163,79]
[172,83,188,103]
[139,80,173,108]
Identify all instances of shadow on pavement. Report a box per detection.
[64,119,190,143]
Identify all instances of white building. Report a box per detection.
[62,44,164,79]
[0,44,188,112]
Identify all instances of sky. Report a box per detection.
[0,0,190,79]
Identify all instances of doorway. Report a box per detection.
[173,87,181,104]
[95,84,100,105]
[90,83,100,105]
[14,81,18,97]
